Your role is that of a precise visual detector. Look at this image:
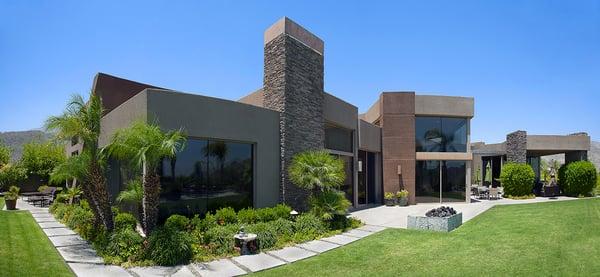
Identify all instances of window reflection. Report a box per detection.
[159,138,253,220]
[415,117,467,152]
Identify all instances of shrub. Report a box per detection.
[65,204,95,240]
[246,222,277,250]
[396,190,409,198]
[269,218,294,238]
[192,212,218,232]
[256,207,278,222]
[165,214,190,231]
[384,192,395,200]
[499,163,535,197]
[50,202,70,220]
[114,212,137,231]
[293,213,327,241]
[203,225,237,255]
[215,207,237,225]
[272,204,292,220]
[309,190,351,221]
[237,208,258,224]
[559,161,598,196]
[106,228,144,263]
[146,227,193,266]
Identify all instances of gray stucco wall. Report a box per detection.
[145,89,281,208]
[324,93,358,130]
[358,119,381,153]
[99,91,148,147]
[415,95,474,118]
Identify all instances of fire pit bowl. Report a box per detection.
[407,206,462,232]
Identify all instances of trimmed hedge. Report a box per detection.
[558,161,597,196]
[500,163,535,197]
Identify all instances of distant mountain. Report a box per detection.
[0,130,53,161]
[542,140,600,170]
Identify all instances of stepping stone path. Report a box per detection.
[11,200,386,276]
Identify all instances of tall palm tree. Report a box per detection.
[107,121,186,234]
[46,92,114,231]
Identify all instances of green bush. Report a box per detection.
[165,214,190,231]
[499,163,535,197]
[114,212,137,231]
[106,228,144,263]
[269,218,294,238]
[272,204,292,220]
[247,222,277,250]
[293,213,327,241]
[215,207,237,225]
[559,161,598,196]
[309,190,351,221]
[192,212,218,232]
[146,227,193,266]
[65,204,95,239]
[203,225,238,255]
[256,207,278,222]
[237,208,258,224]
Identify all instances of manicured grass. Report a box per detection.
[0,203,74,277]
[0,196,4,209]
[256,198,600,276]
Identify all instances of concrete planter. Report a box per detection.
[397,197,408,206]
[407,212,463,232]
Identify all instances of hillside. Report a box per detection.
[0,130,53,161]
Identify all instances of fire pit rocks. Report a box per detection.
[408,206,462,232]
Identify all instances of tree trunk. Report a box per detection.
[89,161,114,231]
[142,164,161,235]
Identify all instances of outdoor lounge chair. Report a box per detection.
[489,187,499,200]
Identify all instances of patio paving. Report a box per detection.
[343,229,374,238]
[232,253,286,272]
[297,240,340,253]
[57,244,104,264]
[130,265,196,277]
[39,221,67,228]
[267,246,317,263]
[68,263,131,277]
[48,234,88,247]
[350,196,580,229]
[192,259,247,276]
[320,234,360,245]
[43,226,76,236]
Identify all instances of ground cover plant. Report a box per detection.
[256,198,600,276]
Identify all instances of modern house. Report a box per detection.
[67,17,588,218]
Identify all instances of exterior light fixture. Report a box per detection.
[358,161,363,172]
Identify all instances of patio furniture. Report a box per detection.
[489,187,499,200]
[477,186,489,199]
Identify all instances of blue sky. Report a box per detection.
[1,0,598,143]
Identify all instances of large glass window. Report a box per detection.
[159,138,253,220]
[415,117,467,152]
[416,160,466,203]
[325,125,353,153]
[331,154,354,203]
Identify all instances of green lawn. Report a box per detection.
[257,198,600,276]
[0,198,74,277]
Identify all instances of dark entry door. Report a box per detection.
[358,150,378,205]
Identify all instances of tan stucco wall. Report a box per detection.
[361,97,381,124]
[415,95,474,118]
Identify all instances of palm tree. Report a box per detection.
[116,179,143,218]
[289,150,348,218]
[107,121,186,234]
[46,92,114,230]
[50,153,88,204]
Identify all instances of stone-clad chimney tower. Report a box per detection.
[263,17,325,209]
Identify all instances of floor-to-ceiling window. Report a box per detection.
[416,160,466,203]
[159,138,253,220]
[358,151,378,205]
[415,116,468,203]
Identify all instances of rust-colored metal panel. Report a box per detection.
[92,73,162,114]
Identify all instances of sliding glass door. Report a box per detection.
[416,160,466,203]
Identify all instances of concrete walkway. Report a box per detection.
[350,196,580,228]
[6,200,386,276]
